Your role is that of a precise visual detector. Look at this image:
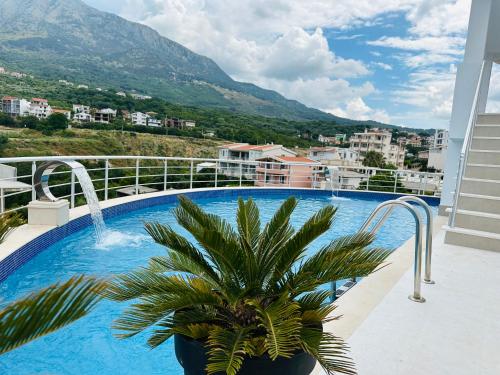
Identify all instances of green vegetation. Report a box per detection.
[358,171,408,193]
[0,73,432,149]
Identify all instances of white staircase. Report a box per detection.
[445,114,500,252]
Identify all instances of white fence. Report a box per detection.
[0,156,443,215]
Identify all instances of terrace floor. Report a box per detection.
[316,216,500,375]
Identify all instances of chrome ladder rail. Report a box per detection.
[368,196,435,284]
[331,199,428,303]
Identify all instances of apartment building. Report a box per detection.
[218,143,296,178]
[255,156,321,188]
[131,112,149,126]
[428,129,449,171]
[308,146,360,166]
[1,96,30,116]
[349,128,405,168]
[94,108,116,124]
[73,104,90,114]
[29,98,52,119]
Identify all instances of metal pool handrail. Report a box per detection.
[358,199,426,303]
[367,196,434,284]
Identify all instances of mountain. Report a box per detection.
[0,0,356,122]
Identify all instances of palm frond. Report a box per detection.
[145,222,221,285]
[300,328,356,375]
[0,213,24,244]
[267,205,336,289]
[0,276,105,355]
[110,275,222,338]
[174,196,245,289]
[206,326,254,375]
[249,296,302,360]
[286,232,390,296]
[235,198,259,284]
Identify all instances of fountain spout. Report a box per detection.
[32,160,106,242]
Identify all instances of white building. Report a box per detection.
[308,147,360,166]
[131,112,149,126]
[184,120,196,128]
[130,93,152,100]
[349,128,405,168]
[73,112,93,123]
[77,84,89,89]
[73,104,90,114]
[116,92,127,97]
[29,98,52,119]
[427,129,449,171]
[147,118,161,127]
[1,96,31,116]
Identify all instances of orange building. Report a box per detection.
[255,156,321,188]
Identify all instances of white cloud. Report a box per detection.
[109,0,474,127]
[260,28,369,80]
[373,62,393,71]
[331,98,391,123]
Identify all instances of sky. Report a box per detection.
[82,0,495,129]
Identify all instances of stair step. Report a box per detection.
[474,125,500,137]
[458,193,500,214]
[468,150,500,165]
[477,113,500,125]
[461,177,500,196]
[444,225,500,252]
[465,164,500,180]
[454,209,500,234]
[471,137,500,150]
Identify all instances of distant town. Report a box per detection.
[0,65,448,177]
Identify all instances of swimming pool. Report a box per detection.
[0,189,437,374]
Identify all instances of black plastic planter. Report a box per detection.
[175,334,317,375]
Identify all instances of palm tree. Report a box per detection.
[0,213,105,355]
[106,196,390,375]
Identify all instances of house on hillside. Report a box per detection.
[52,108,71,120]
[93,108,116,124]
[29,98,52,119]
[131,112,149,126]
[1,96,31,117]
[308,146,360,166]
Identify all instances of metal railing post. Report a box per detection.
[366,169,370,191]
[104,159,109,200]
[393,171,398,193]
[163,160,168,191]
[0,188,4,213]
[70,170,75,208]
[190,160,194,189]
[32,161,37,201]
[239,163,243,187]
[264,163,267,186]
[214,161,218,187]
[135,159,140,195]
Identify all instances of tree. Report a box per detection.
[44,113,69,130]
[0,113,15,126]
[358,171,408,193]
[105,196,390,375]
[19,115,39,129]
[362,151,385,168]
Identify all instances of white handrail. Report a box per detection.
[449,61,486,227]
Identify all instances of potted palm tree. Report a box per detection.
[105,196,390,375]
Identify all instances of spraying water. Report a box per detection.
[72,167,106,242]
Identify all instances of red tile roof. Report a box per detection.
[2,96,18,100]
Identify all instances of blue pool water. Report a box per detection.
[0,193,437,374]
